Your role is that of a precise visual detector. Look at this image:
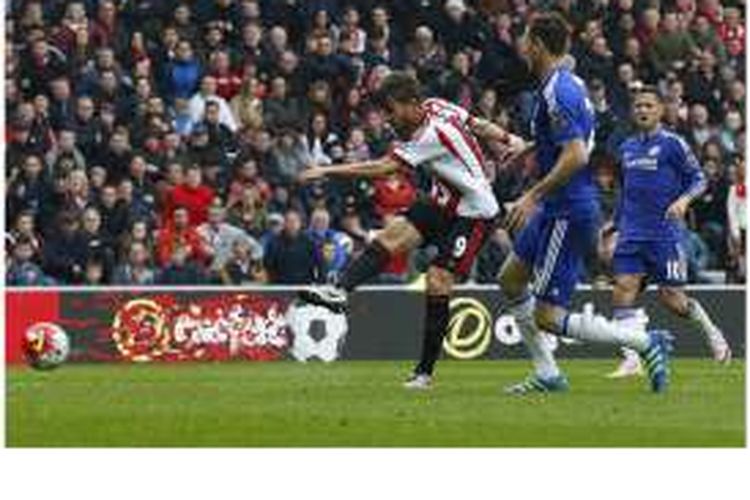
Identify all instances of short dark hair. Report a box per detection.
[529,12,571,56]
[631,84,664,101]
[373,71,422,108]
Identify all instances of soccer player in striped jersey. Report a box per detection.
[298,71,526,389]
[606,85,731,378]
[499,13,673,394]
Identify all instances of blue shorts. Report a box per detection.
[613,238,687,285]
[514,210,598,307]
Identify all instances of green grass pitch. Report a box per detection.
[6,359,745,447]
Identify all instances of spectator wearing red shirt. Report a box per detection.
[372,172,416,223]
[719,6,745,58]
[156,206,208,266]
[372,172,416,281]
[209,50,243,101]
[635,7,661,48]
[90,0,124,49]
[163,164,215,227]
[226,156,271,207]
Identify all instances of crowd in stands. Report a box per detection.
[5,0,746,286]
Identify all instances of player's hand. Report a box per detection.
[665,197,690,220]
[497,136,534,168]
[298,166,326,184]
[504,192,538,234]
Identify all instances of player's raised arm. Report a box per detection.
[298,156,401,183]
[467,115,533,165]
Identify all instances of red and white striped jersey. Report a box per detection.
[391,98,499,219]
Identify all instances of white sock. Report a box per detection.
[564,306,650,352]
[509,294,561,379]
[686,298,723,343]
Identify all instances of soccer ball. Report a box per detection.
[22,322,70,370]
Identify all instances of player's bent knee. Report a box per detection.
[497,254,530,299]
[378,216,422,253]
[532,306,558,333]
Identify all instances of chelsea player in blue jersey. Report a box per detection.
[606,86,731,378]
[498,13,673,394]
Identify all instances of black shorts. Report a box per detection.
[405,199,495,281]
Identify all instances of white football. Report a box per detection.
[23,322,70,370]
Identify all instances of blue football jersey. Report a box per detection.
[531,66,598,217]
[616,128,707,241]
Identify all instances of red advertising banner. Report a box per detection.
[5,290,306,364]
[6,291,61,363]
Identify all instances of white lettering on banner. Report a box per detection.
[111,296,291,362]
[493,315,522,346]
[286,303,348,362]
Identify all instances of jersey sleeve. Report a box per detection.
[671,135,707,199]
[611,142,628,230]
[390,128,444,168]
[548,84,588,146]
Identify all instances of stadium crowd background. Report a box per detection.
[4,0,747,286]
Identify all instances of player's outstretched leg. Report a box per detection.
[549,303,674,393]
[298,239,390,313]
[298,216,422,313]
[658,287,732,363]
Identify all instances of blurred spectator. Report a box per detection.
[220,238,267,285]
[7,153,53,226]
[10,211,43,257]
[303,112,340,166]
[46,129,86,173]
[270,128,312,183]
[648,10,699,76]
[167,40,202,100]
[197,203,263,274]
[692,156,730,267]
[264,209,318,284]
[189,75,238,132]
[80,206,116,280]
[157,245,207,285]
[112,241,156,285]
[156,206,208,267]
[230,77,264,130]
[42,211,88,284]
[7,236,54,286]
[163,165,215,227]
[308,206,349,283]
[83,257,107,286]
[263,75,304,132]
[97,184,129,240]
[727,155,746,283]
